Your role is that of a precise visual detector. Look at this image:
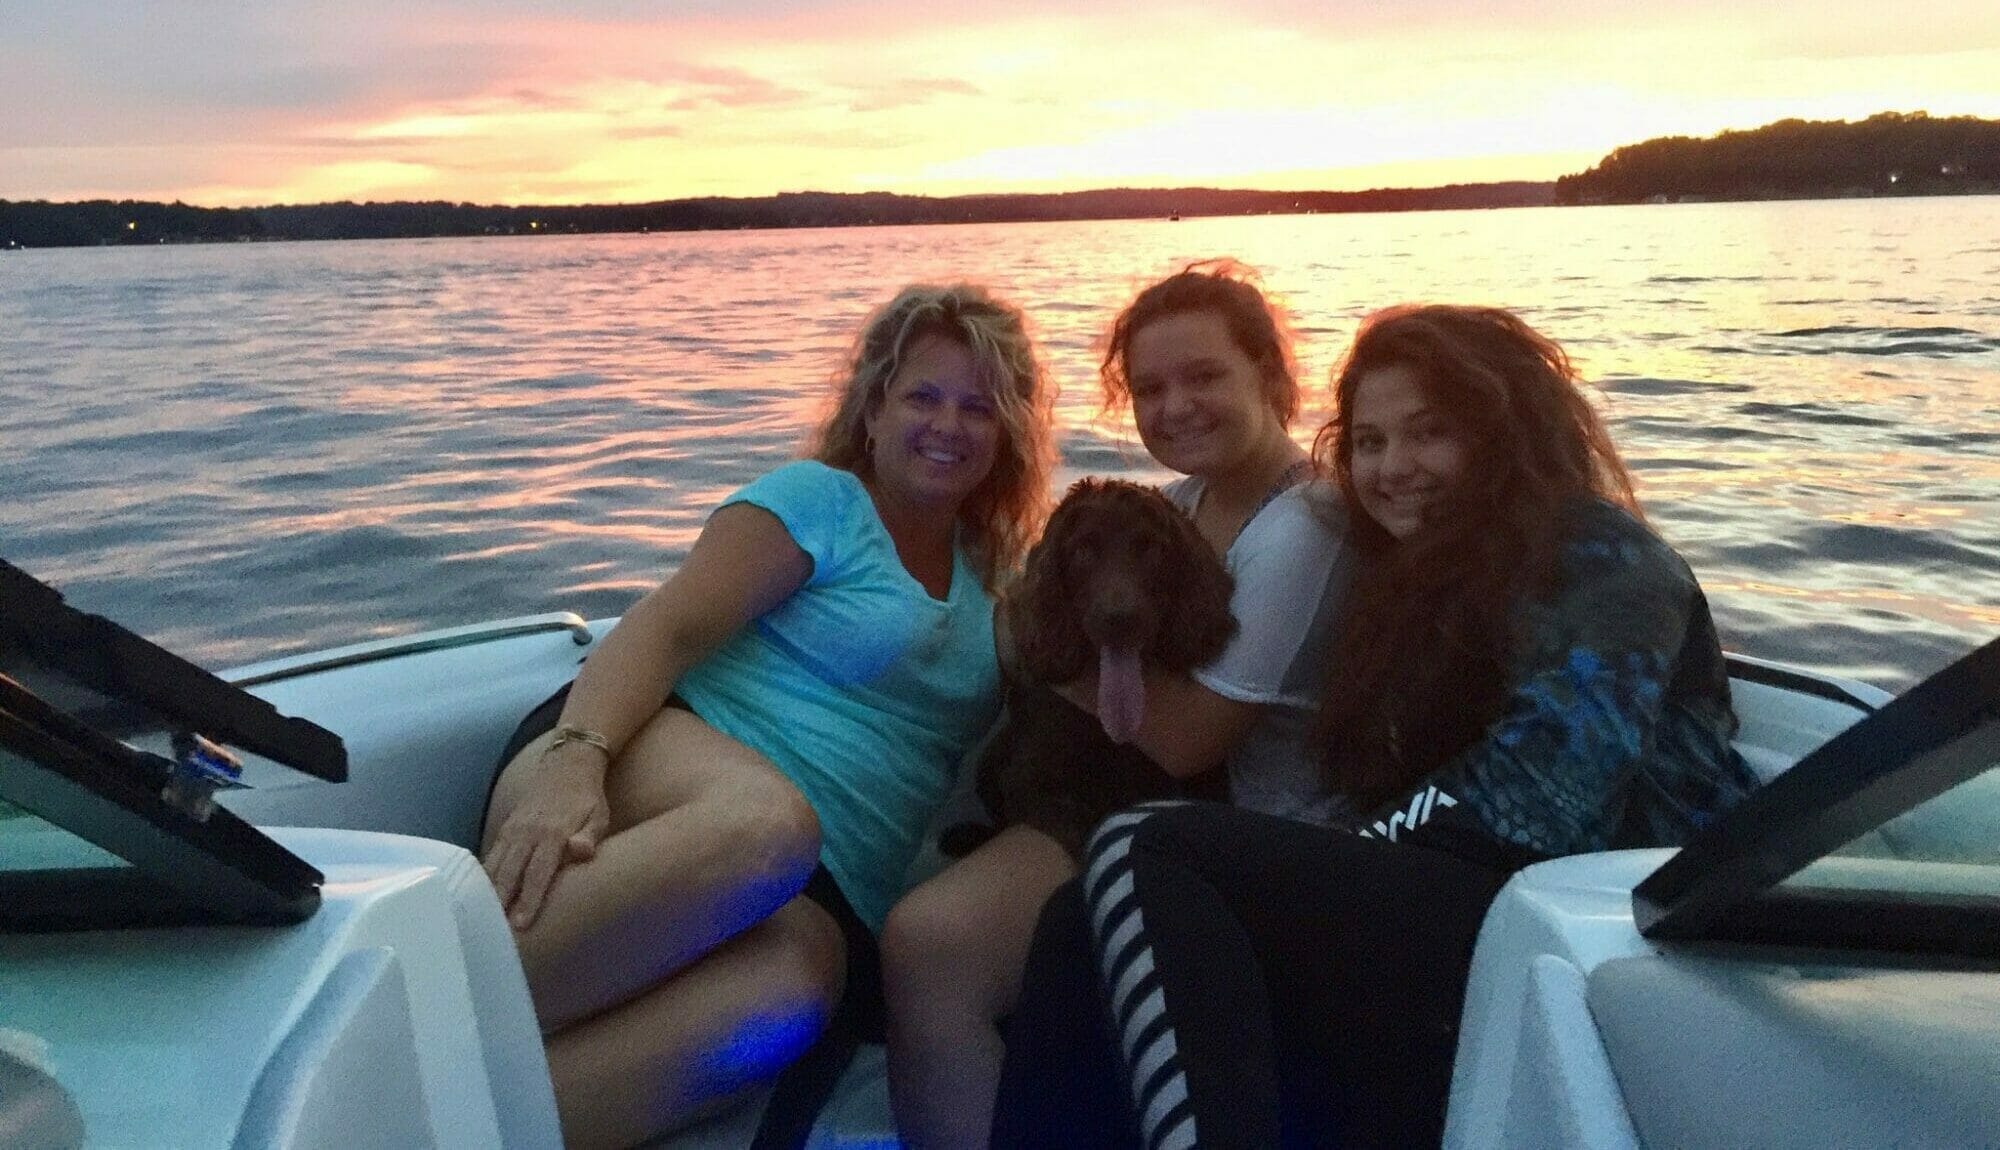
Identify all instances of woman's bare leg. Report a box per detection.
[882,826,1078,1150]
[546,894,847,1150]
[484,707,822,1028]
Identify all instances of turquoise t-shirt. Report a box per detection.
[673,460,1001,929]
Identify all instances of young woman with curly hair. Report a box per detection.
[991,304,1760,1150]
[480,282,1055,1149]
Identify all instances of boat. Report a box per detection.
[4,563,1997,1148]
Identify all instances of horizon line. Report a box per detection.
[1,177,1560,214]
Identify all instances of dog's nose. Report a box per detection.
[1083,590,1148,646]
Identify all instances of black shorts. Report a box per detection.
[489,681,885,1039]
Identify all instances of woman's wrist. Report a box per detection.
[539,728,614,777]
[548,724,614,758]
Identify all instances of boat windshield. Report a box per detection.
[0,800,129,871]
[1,560,345,931]
[0,703,200,873]
[1780,759,2000,909]
[0,669,332,931]
[1637,634,2000,959]
[1820,762,2000,867]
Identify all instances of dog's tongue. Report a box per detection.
[1098,645,1145,745]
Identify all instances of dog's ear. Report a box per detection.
[1155,494,1240,668]
[1011,495,1093,683]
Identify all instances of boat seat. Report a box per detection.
[1862,765,2000,864]
[1449,655,1999,1150]
[1587,952,2000,1150]
[1728,671,2000,865]
[220,624,1971,1149]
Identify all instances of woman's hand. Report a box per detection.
[483,747,612,930]
[476,502,812,931]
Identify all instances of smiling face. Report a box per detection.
[1347,362,1471,539]
[1125,310,1286,479]
[864,333,1002,513]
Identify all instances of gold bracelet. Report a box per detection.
[547,725,614,759]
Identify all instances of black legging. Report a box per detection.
[992,801,1514,1149]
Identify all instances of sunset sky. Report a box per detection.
[7,0,2000,207]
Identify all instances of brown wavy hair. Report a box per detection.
[808,283,1057,589]
[1313,305,1641,808]
[1099,259,1301,426]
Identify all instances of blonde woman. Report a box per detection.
[481,283,1055,1149]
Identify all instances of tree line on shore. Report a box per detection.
[1554,112,2000,204]
[5,111,1994,249]
[0,183,1551,249]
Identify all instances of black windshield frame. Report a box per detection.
[0,560,345,931]
[1634,634,2000,959]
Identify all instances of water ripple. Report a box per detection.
[5,200,1996,689]
[1731,401,1896,428]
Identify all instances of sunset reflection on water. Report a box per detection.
[3,199,1996,688]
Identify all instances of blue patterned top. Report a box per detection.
[1353,499,1759,862]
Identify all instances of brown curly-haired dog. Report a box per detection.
[950,478,1238,859]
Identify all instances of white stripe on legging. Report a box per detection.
[1111,948,1156,1025]
[1084,801,1196,1150]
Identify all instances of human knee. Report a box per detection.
[685,899,845,1100]
[1083,799,1191,870]
[721,774,822,886]
[880,881,982,995]
[760,896,848,1011]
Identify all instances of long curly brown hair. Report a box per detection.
[1313,305,1642,808]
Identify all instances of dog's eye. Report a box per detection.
[1063,532,1103,574]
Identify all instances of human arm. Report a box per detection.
[1364,514,1704,859]
[483,501,812,926]
[1053,669,1259,780]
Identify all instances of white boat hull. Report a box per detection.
[8,614,1996,1148]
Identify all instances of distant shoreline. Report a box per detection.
[9,105,2000,249]
[11,182,1999,253]
[8,182,1998,253]
[1555,112,2000,205]
[3,182,1560,249]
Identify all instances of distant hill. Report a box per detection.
[0,199,266,248]
[0,182,1553,249]
[1555,112,2000,204]
[13,110,1992,250]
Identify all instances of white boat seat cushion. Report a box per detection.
[1586,953,2000,1150]
[1724,675,2000,863]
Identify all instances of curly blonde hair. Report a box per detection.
[807,283,1056,588]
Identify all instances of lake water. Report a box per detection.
[3,198,1997,691]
